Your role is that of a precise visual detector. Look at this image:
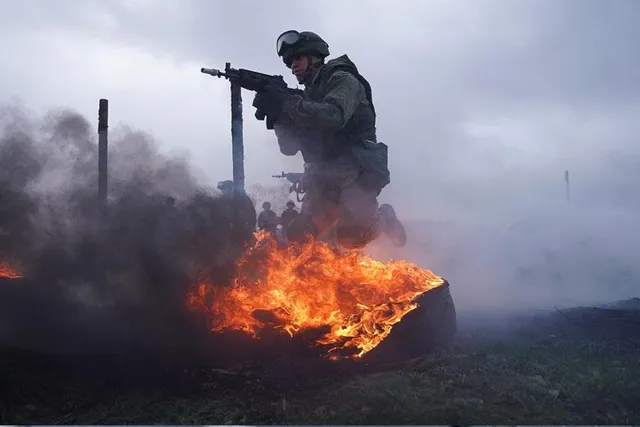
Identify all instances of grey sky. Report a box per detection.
[1,0,639,223]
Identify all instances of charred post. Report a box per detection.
[98,99,109,207]
[228,62,245,196]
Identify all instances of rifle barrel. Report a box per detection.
[201,67,225,77]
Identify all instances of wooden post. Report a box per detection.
[98,99,109,207]
[228,63,245,196]
[200,63,246,195]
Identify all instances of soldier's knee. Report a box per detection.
[286,214,318,245]
[339,186,379,223]
[336,223,379,249]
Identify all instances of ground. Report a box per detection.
[2,300,640,424]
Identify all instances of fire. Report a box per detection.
[187,231,444,359]
[0,261,22,279]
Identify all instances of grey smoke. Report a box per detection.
[0,103,251,360]
[365,206,640,314]
[2,100,638,362]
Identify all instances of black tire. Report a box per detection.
[364,280,457,363]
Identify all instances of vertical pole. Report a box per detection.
[228,62,245,196]
[564,169,570,202]
[98,99,109,207]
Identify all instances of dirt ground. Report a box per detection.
[2,299,640,424]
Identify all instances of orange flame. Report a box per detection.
[0,261,22,279]
[187,231,444,359]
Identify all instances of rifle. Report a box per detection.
[201,63,292,129]
[272,171,305,202]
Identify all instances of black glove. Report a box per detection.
[253,101,275,130]
[253,85,289,119]
[253,93,269,121]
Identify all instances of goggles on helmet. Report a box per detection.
[276,30,302,56]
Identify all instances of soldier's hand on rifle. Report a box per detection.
[253,85,288,119]
[253,101,266,120]
[296,171,310,194]
[252,97,276,129]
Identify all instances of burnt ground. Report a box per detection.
[2,298,640,425]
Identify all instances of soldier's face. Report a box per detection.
[290,55,309,78]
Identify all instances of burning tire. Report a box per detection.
[186,224,459,363]
[364,280,457,363]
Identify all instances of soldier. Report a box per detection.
[252,30,406,249]
[257,201,279,235]
[280,200,299,239]
[217,180,234,197]
[217,179,257,242]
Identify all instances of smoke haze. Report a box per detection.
[1,0,640,358]
[0,103,255,360]
[366,206,639,313]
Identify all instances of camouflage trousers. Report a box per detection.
[287,158,382,249]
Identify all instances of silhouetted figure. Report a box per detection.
[280,200,299,240]
[257,201,279,235]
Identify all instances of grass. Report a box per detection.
[2,306,640,424]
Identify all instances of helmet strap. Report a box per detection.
[301,54,323,84]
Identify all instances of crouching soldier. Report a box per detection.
[252,30,407,249]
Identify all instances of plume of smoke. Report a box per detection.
[0,103,254,362]
[384,206,640,315]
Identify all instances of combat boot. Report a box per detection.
[378,204,407,247]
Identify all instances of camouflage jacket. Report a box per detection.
[280,208,299,228]
[257,209,279,231]
[274,55,377,164]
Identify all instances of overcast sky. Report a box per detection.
[1,0,639,223]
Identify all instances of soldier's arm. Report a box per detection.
[273,115,327,156]
[283,71,366,130]
[273,116,303,156]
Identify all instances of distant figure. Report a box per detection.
[280,200,299,239]
[217,179,257,242]
[217,180,234,198]
[257,201,279,235]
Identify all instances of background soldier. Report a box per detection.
[257,201,279,235]
[280,200,299,239]
[217,179,257,242]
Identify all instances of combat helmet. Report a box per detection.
[276,30,330,67]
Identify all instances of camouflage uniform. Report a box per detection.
[257,202,279,234]
[280,201,299,238]
[255,31,406,249]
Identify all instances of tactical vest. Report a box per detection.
[299,55,377,163]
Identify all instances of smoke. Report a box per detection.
[2,101,637,362]
[367,204,640,315]
[0,103,255,361]
[248,181,295,214]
